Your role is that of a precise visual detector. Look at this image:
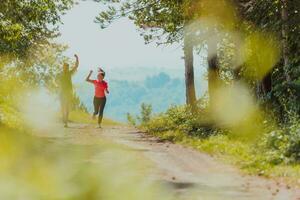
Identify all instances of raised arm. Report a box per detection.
[86,70,94,83]
[71,54,79,74]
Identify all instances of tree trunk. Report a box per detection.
[207,41,220,109]
[262,72,272,94]
[183,31,197,107]
[281,0,290,82]
[256,71,272,98]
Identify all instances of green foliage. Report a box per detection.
[238,0,300,118]
[95,0,185,45]
[145,103,220,139]
[144,105,300,180]
[0,0,74,56]
[0,0,80,129]
[262,118,300,164]
[0,102,23,130]
[127,113,137,126]
[0,42,77,128]
[138,103,152,125]
[145,102,300,165]
[126,103,152,126]
[97,0,300,121]
[0,65,29,129]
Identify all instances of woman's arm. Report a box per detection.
[105,82,109,94]
[86,70,94,83]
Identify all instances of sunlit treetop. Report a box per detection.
[95,0,185,45]
[0,0,74,57]
[95,0,244,46]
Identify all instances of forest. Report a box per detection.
[0,0,300,199]
[98,0,300,185]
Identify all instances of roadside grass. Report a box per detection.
[145,129,300,186]
[69,110,120,126]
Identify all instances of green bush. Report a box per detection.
[138,103,152,125]
[126,113,137,126]
[262,130,289,164]
[144,97,300,167]
[127,103,152,126]
[144,105,221,138]
[284,121,300,162]
[262,119,300,164]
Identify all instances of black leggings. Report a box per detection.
[93,97,106,124]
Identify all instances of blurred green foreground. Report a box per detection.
[0,125,175,200]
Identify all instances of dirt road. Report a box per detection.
[50,124,300,200]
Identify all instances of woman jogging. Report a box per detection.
[86,68,109,128]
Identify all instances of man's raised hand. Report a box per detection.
[70,54,79,74]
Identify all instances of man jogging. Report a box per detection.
[59,54,79,128]
[86,68,109,128]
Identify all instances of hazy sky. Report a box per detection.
[57,0,207,81]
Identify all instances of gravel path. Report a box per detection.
[50,123,300,200]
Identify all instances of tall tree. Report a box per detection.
[183,29,197,105]
[95,0,197,106]
[281,0,291,82]
[0,0,75,108]
[207,40,220,108]
[236,0,300,115]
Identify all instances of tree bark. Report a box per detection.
[261,72,272,94]
[207,41,220,109]
[281,0,290,82]
[256,71,272,98]
[183,30,197,107]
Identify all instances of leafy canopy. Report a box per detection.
[0,0,74,56]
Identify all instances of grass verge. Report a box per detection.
[145,129,300,186]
